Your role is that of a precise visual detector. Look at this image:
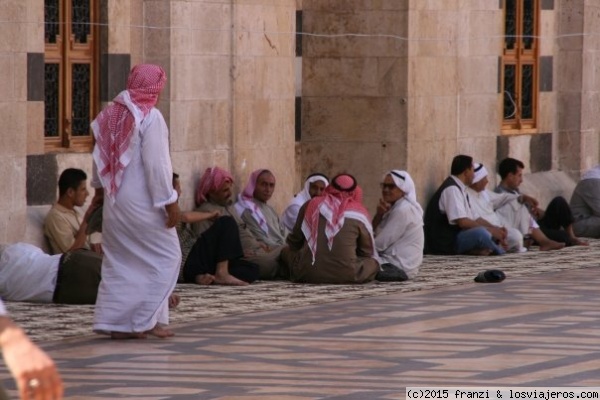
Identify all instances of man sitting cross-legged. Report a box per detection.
[372,170,424,281]
[174,174,259,286]
[423,154,508,256]
[235,169,288,252]
[193,167,283,280]
[466,162,564,252]
[494,157,586,247]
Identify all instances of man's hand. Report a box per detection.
[376,198,391,216]
[165,202,180,228]
[209,210,221,221]
[0,320,63,400]
[90,243,103,255]
[489,226,507,242]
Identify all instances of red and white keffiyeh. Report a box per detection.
[301,174,372,264]
[91,64,167,200]
[195,166,234,206]
[234,169,271,234]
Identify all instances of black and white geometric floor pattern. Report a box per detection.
[6,240,600,342]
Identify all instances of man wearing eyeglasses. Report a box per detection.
[372,170,424,281]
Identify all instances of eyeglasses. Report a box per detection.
[380,183,397,190]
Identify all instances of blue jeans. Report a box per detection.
[455,227,505,255]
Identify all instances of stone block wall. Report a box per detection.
[301,0,410,211]
[407,1,503,203]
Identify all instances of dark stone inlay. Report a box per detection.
[540,56,553,92]
[27,154,58,205]
[541,0,554,10]
[295,96,301,142]
[296,10,302,57]
[498,56,502,94]
[499,0,503,9]
[497,135,509,164]
[100,53,130,102]
[27,53,45,102]
[530,133,552,172]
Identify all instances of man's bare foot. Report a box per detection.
[214,271,249,286]
[146,325,175,338]
[572,238,589,246]
[168,294,180,309]
[195,274,215,285]
[539,240,565,251]
[111,332,147,340]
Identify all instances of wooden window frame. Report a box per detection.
[44,0,99,152]
[501,0,539,135]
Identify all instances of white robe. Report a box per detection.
[92,108,180,334]
[0,243,59,302]
[374,198,424,279]
[466,188,525,252]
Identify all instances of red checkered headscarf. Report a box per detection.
[91,64,167,199]
[196,166,234,206]
[301,174,371,263]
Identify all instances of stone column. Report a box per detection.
[557,0,600,175]
[301,0,409,210]
[406,2,503,202]
[169,0,296,212]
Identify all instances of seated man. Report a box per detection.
[0,242,180,307]
[44,168,101,255]
[281,173,329,231]
[570,165,600,238]
[467,163,563,252]
[0,242,101,304]
[424,155,507,256]
[173,174,259,286]
[235,169,288,249]
[194,167,282,279]
[372,170,424,281]
[280,174,379,284]
[494,157,586,246]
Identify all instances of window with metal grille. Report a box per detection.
[502,0,539,133]
[44,0,99,151]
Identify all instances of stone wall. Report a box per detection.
[407,1,503,204]
[301,0,409,211]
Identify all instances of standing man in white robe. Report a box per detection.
[91,64,181,339]
[372,170,424,281]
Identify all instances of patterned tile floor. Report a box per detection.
[2,242,600,399]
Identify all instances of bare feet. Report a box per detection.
[572,237,589,246]
[539,240,565,251]
[111,332,148,340]
[195,274,215,285]
[146,325,175,338]
[214,271,249,286]
[168,294,180,309]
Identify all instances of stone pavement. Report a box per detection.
[1,242,600,399]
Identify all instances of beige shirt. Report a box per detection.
[239,201,288,248]
[44,203,90,254]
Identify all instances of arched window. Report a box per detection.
[502,0,539,133]
[44,0,99,151]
